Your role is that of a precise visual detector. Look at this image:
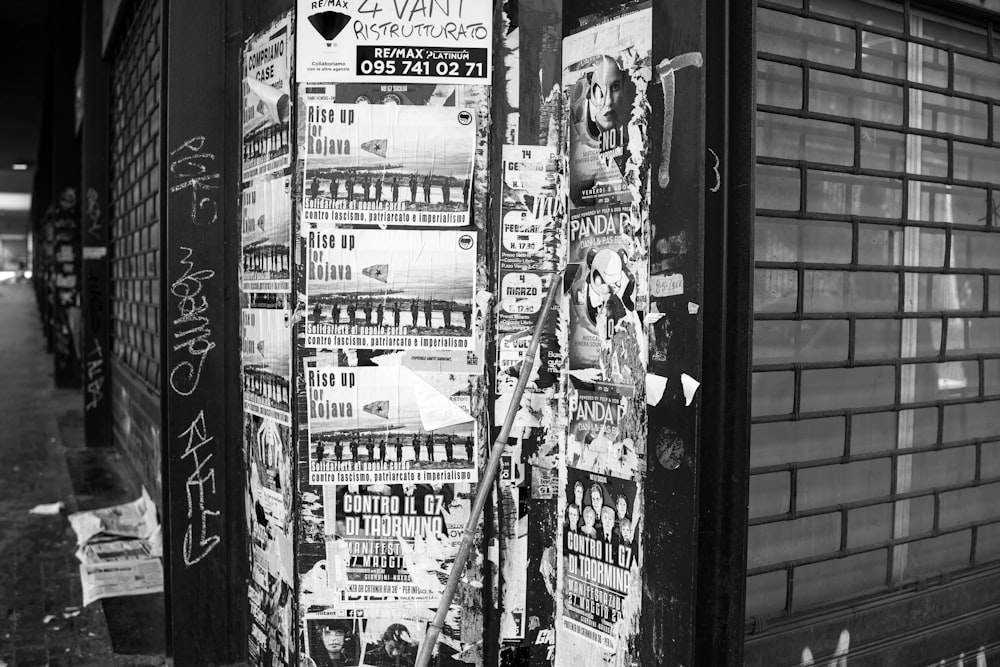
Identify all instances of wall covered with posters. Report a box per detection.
[241,11,297,666]
[240,0,705,664]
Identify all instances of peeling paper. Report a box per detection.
[681,373,701,406]
[645,312,665,325]
[407,367,475,431]
[688,301,699,315]
[645,374,667,406]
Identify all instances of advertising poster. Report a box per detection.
[561,468,639,649]
[296,0,492,85]
[494,146,564,420]
[245,412,292,525]
[306,364,477,484]
[302,98,476,227]
[324,483,469,597]
[568,381,627,456]
[242,173,292,293]
[305,228,476,351]
[243,13,293,181]
[305,608,468,667]
[566,204,638,371]
[562,6,652,209]
[499,145,563,274]
[243,307,293,425]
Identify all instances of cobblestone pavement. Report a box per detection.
[0,283,115,666]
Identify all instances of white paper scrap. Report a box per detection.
[681,373,701,406]
[646,374,668,406]
[29,502,65,516]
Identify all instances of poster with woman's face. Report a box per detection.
[307,617,363,667]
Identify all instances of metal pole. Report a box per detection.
[414,268,567,667]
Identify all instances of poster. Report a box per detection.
[562,6,652,209]
[243,308,293,425]
[243,13,293,180]
[566,204,638,371]
[302,98,476,227]
[324,483,469,597]
[242,173,293,293]
[245,412,293,525]
[305,228,476,351]
[561,468,638,648]
[304,609,470,667]
[296,0,492,85]
[568,381,626,454]
[306,364,477,484]
[494,146,564,421]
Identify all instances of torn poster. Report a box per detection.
[566,204,639,371]
[243,308,292,425]
[296,0,492,85]
[494,146,564,422]
[305,228,476,351]
[245,412,292,525]
[324,483,469,598]
[563,5,652,209]
[306,364,477,484]
[243,13,292,181]
[241,173,292,293]
[301,97,476,227]
[561,468,639,649]
[568,381,626,455]
[305,604,468,666]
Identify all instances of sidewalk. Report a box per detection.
[0,282,115,667]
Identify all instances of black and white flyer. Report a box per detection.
[243,13,293,181]
[242,173,292,293]
[306,364,477,484]
[323,483,469,598]
[242,307,292,425]
[562,6,652,209]
[305,228,476,351]
[561,468,639,649]
[301,98,476,227]
[296,0,492,85]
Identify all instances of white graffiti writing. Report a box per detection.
[169,247,216,396]
[708,147,721,193]
[656,52,704,189]
[85,338,104,411]
[169,136,220,226]
[179,410,220,566]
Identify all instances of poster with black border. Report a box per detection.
[561,468,639,649]
[566,204,639,372]
[243,307,293,426]
[296,0,492,86]
[562,5,652,209]
[243,12,293,181]
[306,364,478,485]
[303,605,469,667]
[323,482,469,598]
[301,97,476,227]
[242,172,292,293]
[305,228,476,351]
